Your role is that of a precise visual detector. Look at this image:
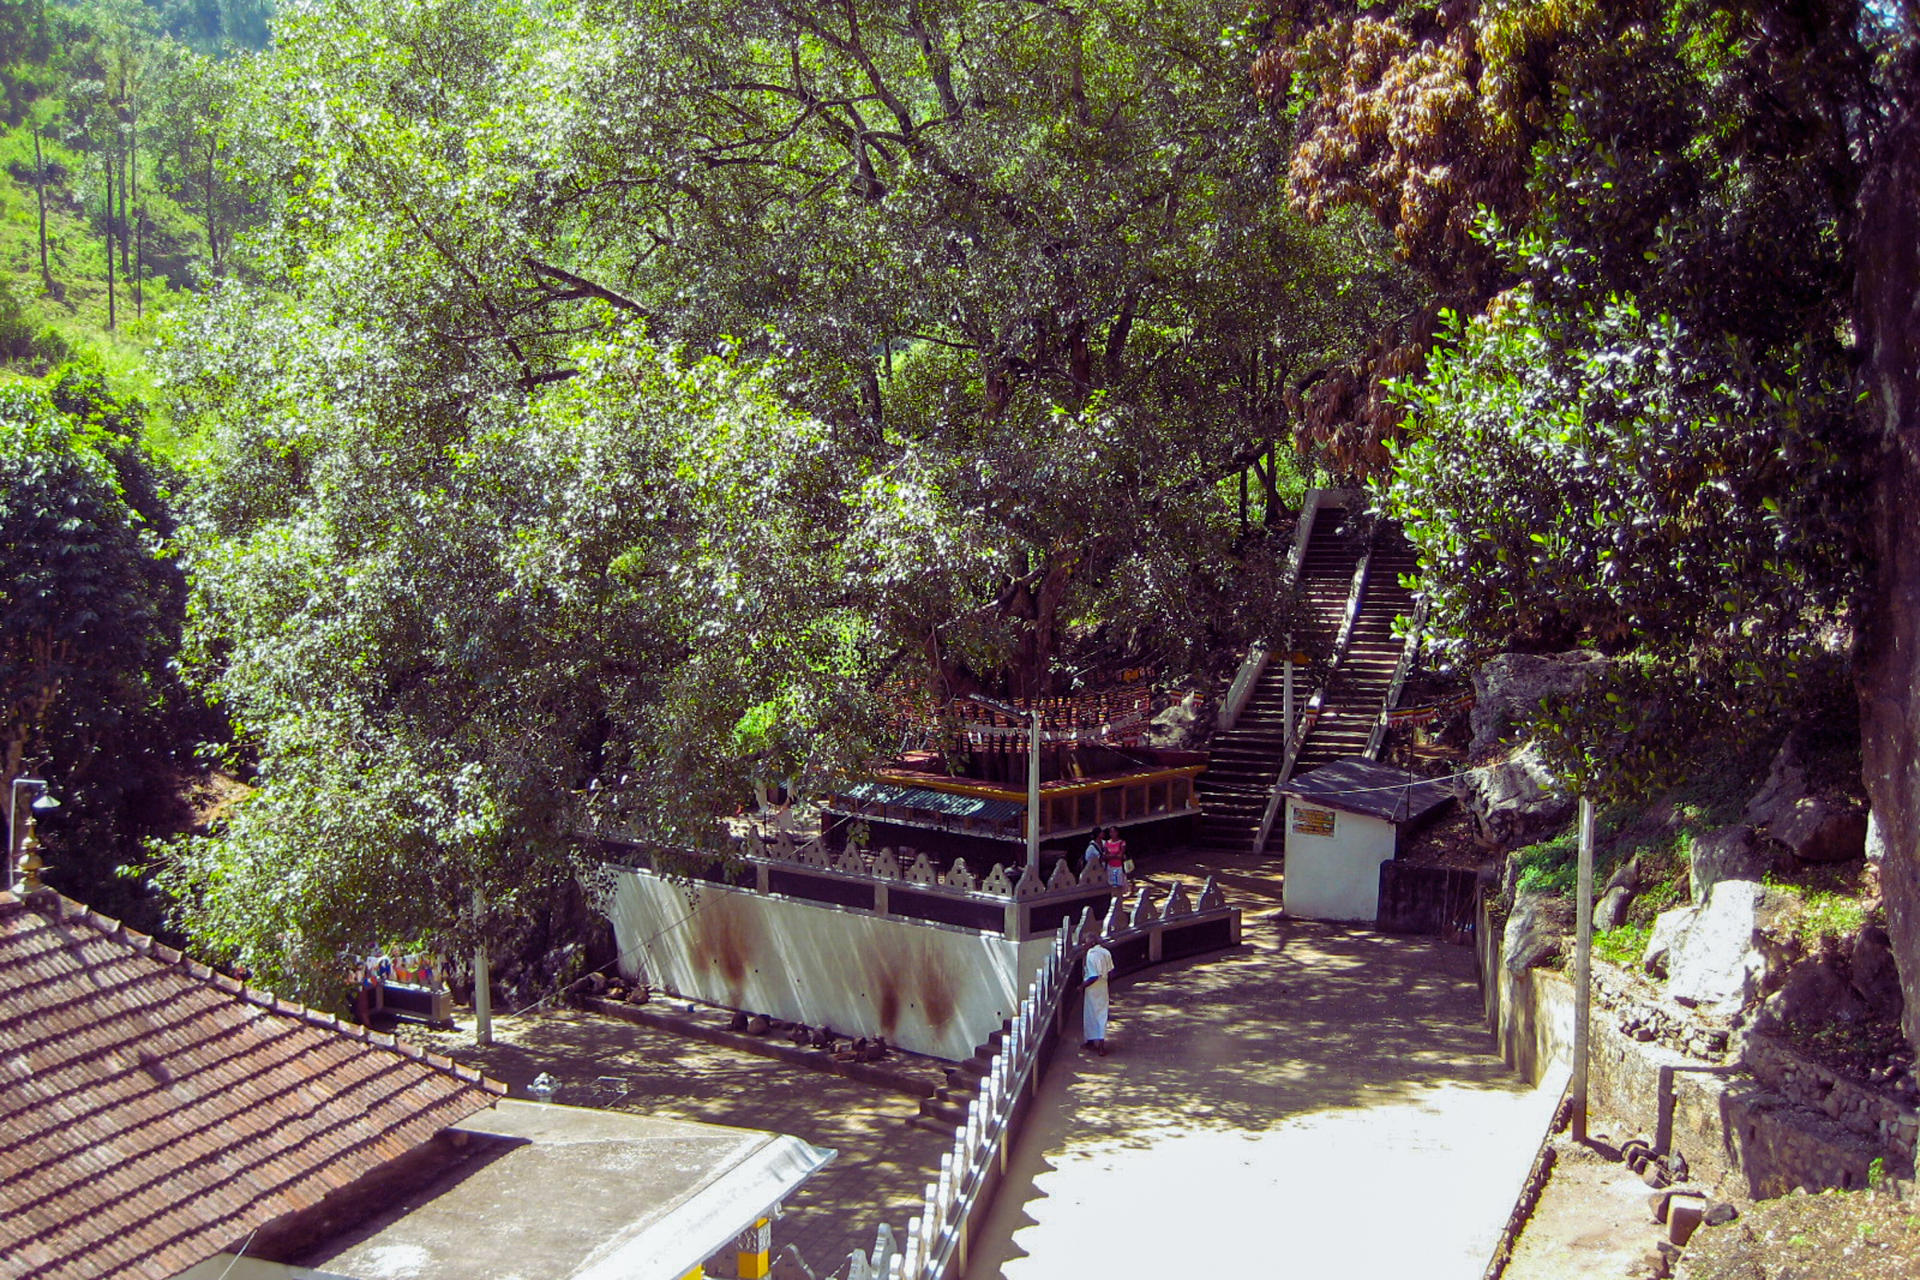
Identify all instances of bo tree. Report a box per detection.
[158,0,1415,994]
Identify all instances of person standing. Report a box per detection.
[1102,826,1128,893]
[1082,937,1115,1055]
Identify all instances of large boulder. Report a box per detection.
[1469,651,1610,757]
[1467,742,1577,849]
[1759,956,1865,1030]
[1657,880,1795,1014]
[1643,904,1695,980]
[1743,737,1869,863]
[1848,925,1905,1021]
[1503,889,1571,973]
[1687,825,1771,906]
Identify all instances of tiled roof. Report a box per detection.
[0,891,506,1280]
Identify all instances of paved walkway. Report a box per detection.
[964,852,1565,1280]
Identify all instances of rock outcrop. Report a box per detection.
[1468,742,1577,849]
[1644,880,1795,1015]
[1686,825,1771,906]
[1468,650,1610,757]
[1148,690,1213,749]
[1743,736,1868,863]
[1504,889,1571,972]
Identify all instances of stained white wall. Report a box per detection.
[1281,801,1396,922]
[604,869,1054,1061]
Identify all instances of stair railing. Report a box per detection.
[1251,524,1377,854]
[1364,597,1430,761]
[1217,641,1269,734]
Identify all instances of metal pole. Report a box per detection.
[6,780,20,894]
[1283,641,1295,745]
[1573,795,1595,1143]
[1026,709,1042,875]
[472,886,492,1046]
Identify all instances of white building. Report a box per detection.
[1279,759,1453,923]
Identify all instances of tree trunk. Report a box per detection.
[32,126,51,296]
[205,143,218,270]
[127,116,139,316]
[103,160,115,332]
[1855,105,1920,1055]
[119,143,130,281]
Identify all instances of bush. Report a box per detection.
[1594,921,1652,968]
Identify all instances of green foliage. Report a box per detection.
[1384,285,1863,800]
[0,362,207,932]
[1769,878,1872,950]
[1594,921,1652,969]
[1512,830,1581,898]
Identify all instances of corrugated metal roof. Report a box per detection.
[835,781,1026,823]
[1280,758,1455,823]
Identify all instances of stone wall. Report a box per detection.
[1743,1033,1919,1171]
[1479,899,1912,1197]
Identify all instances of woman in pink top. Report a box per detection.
[1102,826,1127,892]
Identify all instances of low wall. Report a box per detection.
[605,868,1051,1062]
[1478,897,1907,1197]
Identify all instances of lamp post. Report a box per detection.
[7,776,61,893]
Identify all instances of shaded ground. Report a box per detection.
[966,849,1560,1279]
[414,1010,949,1270]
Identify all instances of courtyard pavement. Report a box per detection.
[421,849,1558,1279]
[962,851,1566,1280]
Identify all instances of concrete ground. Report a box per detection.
[417,1009,949,1271]
[964,851,1565,1280]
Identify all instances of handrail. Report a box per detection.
[1251,522,1376,855]
[1217,641,1269,733]
[1365,597,1429,760]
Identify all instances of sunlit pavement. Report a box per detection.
[964,853,1566,1280]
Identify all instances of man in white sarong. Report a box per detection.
[1082,938,1115,1055]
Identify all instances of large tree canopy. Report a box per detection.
[0,366,202,931]
[157,0,1421,994]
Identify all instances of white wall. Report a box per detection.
[1281,801,1397,922]
[604,869,1053,1061]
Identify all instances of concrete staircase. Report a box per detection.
[1194,503,1363,855]
[1290,527,1418,773]
[908,1019,1007,1134]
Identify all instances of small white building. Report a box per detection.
[1279,759,1453,923]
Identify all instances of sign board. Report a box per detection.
[1292,806,1336,837]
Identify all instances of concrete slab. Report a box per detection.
[302,1101,833,1280]
[417,1009,952,1271]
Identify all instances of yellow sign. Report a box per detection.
[1292,806,1336,837]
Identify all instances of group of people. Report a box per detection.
[1081,824,1130,892]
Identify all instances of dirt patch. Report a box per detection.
[1677,1188,1920,1280]
[1504,1132,1675,1280]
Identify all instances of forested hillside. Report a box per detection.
[0,0,267,381]
[0,0,265,935]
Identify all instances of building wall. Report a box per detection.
[605,869,1054,1061]
[1281,802,1396,922]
